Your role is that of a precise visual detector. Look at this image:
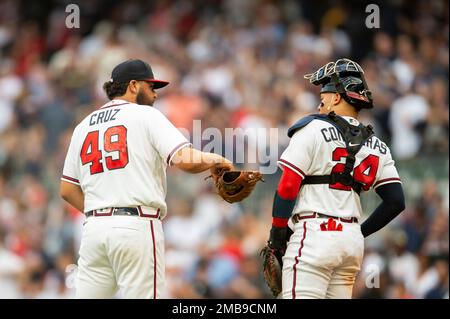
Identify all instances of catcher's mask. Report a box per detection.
[304,58,373,110]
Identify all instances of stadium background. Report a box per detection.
[0,0,448,299]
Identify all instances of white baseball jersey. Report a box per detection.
[61,99,191,218]
[278,116,401,219]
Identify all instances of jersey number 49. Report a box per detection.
[80,125,129,175]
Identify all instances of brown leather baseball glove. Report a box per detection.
[260,244,283,297]
[260,226,292,297]
[207,170,264,203]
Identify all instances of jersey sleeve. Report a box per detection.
[147,109,192,166]
[373,146,402,189]
[61,128,81,185]
[278,124,315,178]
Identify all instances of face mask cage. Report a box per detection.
[304,58,365,86]
[305,58,374,108]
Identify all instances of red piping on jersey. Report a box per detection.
[150,220,157,299]
[100,102,130,109]
[278,159,306,177]
[373,177,401,188]
[292,221,307,299]
[166,142,191,165]
[61,175,79,184]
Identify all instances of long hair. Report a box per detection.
[103,80,129,100]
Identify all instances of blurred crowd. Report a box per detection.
[0,0,448,299]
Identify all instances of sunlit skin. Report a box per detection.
[317,92,359,119]
[111,79,158,106]
[136,81,157,106]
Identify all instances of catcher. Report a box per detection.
[261,58,405,299]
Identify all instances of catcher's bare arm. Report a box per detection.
[172,146,233,173]
[60,180,84,212]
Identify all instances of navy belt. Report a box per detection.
[86,207,140,218]
[292,212,358,224]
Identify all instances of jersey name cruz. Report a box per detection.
[89,109,121,126]
[320,125,387,154]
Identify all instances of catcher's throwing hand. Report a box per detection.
[207,169,264,203]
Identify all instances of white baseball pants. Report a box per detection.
[75,215,164,299]
[282,217,364,299]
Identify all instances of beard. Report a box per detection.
[136,89,154,106]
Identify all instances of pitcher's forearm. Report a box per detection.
[60,181,85,212]
[172,147,232,173]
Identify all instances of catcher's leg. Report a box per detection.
[325,278,355,299]
[281,221,333,299]
[76,219,118,298]
[76,276,117,299]
[282,260,333,299]
[325,259,361,298]
[108,217,165,299]
[325,224,364,299]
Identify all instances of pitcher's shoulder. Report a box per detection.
[133,104,165,116]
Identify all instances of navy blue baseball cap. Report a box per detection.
[110,59,169,89]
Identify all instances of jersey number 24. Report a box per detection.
[330,147,379,191]
[80,125,129,174]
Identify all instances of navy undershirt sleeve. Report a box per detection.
[272,191,297,219]
[361,183,406,238]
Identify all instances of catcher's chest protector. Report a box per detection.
[287,112,374,194]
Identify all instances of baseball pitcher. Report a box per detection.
[262,58,406,299]
[60,59,233,298]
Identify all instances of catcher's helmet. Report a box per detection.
[304,58,373,109]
